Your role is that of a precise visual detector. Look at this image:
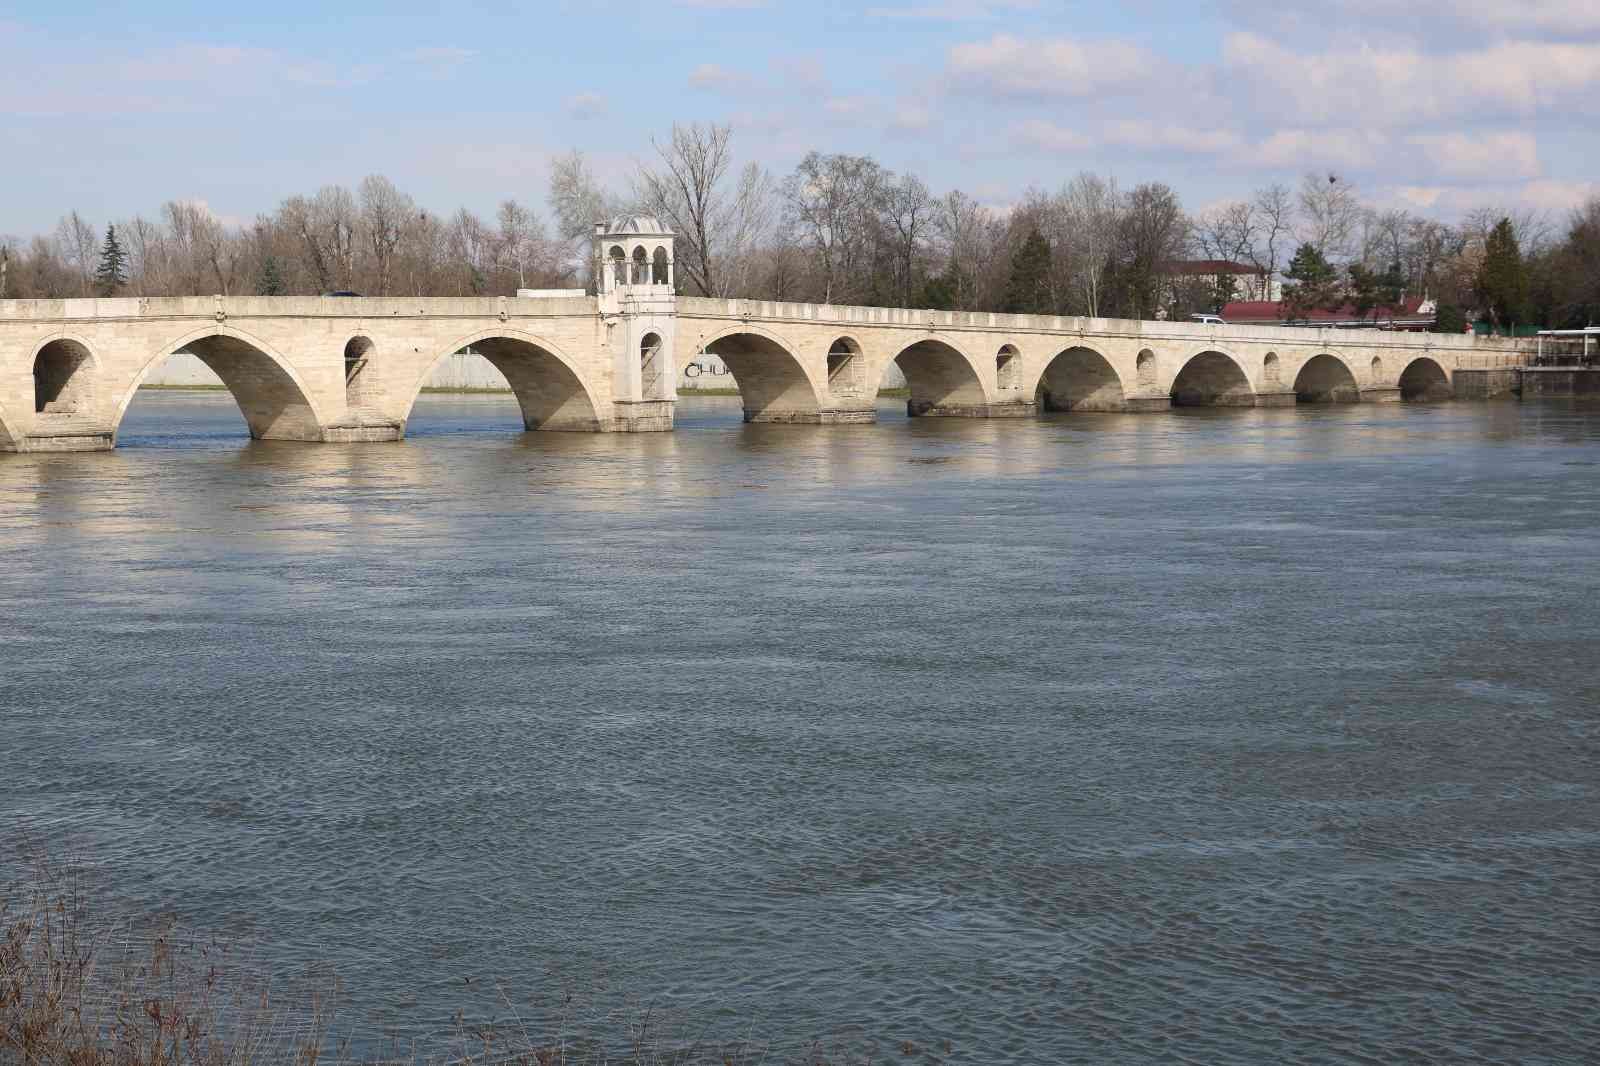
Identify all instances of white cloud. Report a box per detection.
[867,1,1039,20]
[1223,32,1600,124]
[946,33,1153,98]
[687,63,751,92]
[1225,0,1600,38]
[1407,131,1540,182]
[1102,120,1244,155]
[1011,118,1092,153]
[564,92,608,120]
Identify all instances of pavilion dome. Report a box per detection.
[597,215,673,237]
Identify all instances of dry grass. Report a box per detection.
[2,849,903,1066]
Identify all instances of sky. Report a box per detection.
[2,0,1597,235]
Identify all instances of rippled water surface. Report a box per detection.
[4,391,1599,1063]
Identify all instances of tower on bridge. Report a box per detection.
[595,216,677,431]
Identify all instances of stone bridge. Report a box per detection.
[0,218,1523,453]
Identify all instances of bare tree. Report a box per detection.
[359,175,414,296]
[55,211,98,296]
[633,122,733,296]
[1061,173,1120,318]
[1297,172,1365,262]
[495,199,544,290]
[881,173,932,307]
[1252,183,1294,287]
[781,152,886,304]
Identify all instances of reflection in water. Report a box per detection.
[3,391,1599,1063]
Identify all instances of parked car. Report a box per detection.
[1190,313,1224,325]
[322,290,363,297]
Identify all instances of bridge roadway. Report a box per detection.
[0,292,1523,452]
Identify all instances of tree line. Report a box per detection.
[2,123,1596,331]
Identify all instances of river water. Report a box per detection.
[3,391,1598,1063]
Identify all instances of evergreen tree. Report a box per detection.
[1347,263,1379,320]
[1433,301,1469,334]
[1282,244,1340,322]
[257,255,285,296]
[94,225,128,297]
[1377,259,1406,312]
[1477,217,1529,333]
[1002,228,1053,315]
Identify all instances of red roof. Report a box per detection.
[1223,296,1431,324]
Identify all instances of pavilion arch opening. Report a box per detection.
[1170,351,1255,407]
[652,247,671,286]
[1263,352,1281,388]
[118,333,323,442]
[1136,349,1157,387]
[889,339,987,417]
[640,332,667,401]
[404,335,603,433]
[996,345,1022,392]
[701,331,823,423]
[1036,346,1125,413]
[608,245,626,288]
[1293,353,1361,404]
[33,339,95,417]
[1399,357,1453,402]
[827,337,866,398]
[344,336,378,410]
[631,247,649,284]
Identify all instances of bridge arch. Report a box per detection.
[1033,345,1126,412]
[1399,356,1452,401]
[1293,353,1361,403]
[405,328,605,431]
[889,337,987,416]
[116,325,328,441]
[700,325,825,422]
[1171,349,1255,407]
[30,334,98,417]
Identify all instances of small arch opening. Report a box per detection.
[1370,355,1384,384]
[652,247,671,286]
[344,336,376,410]
[1263,352,1281,387]
[1399,357,1452,402]
[1136,349,1157,388]
[827,337,865,396]
[996,344,1021,391]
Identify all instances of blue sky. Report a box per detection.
[2,1,1596,235]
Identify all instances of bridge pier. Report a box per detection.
[1255,390,1298,407]
[612,400,675,432]
[1360,386,1402,403]
[909,400,1037,418]
[14,419,115,452]
[1124,390,1172,413]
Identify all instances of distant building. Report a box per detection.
[1159,259,1281,304]
[1222,296,1439,331]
